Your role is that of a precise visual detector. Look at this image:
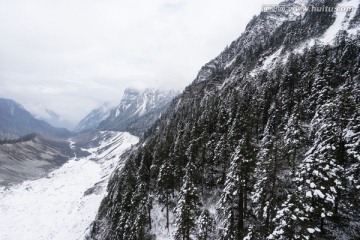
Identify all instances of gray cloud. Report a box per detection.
[0,0,281,129]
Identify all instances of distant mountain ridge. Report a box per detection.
[76,88,179,136]
[98,88,179,136]
[0,98,72,139]
[74,103,113,133]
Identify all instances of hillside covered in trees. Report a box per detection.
[88,0,360,239]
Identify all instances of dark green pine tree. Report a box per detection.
[269,80,360,240]
[157,157,175,230]
[334,82,360,237]
[219,135,257,240]
[129,153,153,240]
[130,181,152,240]
[174,161,201,240]
[266,192,309,239]
[248,98,289,239]
[343,104,360,237]
[196,209,215,240]
[292,101,347,239]
[284,104,306,175]
[220,145,243,240]
[108,158,137,240]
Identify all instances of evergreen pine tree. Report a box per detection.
[157,158,175,230]
[196,209,215,240]
[174,161,201,240]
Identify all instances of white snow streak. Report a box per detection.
[321,0,359,44]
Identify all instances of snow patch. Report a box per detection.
[249,47,283,77]
[150,201,175,240]
[321,0,359,45]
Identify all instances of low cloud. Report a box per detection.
[0,0,281,129]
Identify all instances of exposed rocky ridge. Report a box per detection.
[193,0,311,84]
[97,88,179,136]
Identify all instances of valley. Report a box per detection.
[0,0,359,239]
[0,131,138,240]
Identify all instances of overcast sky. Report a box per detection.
[0,0,281,129]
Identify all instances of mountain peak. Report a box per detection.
[74,103,114,133]
[0,98,26,113]
[97,88,179,135]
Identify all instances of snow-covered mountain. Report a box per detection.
[0,98,72,139]
[98,88,179,136]
[74,103,113,133]
[192,0,360,86]
[88,0,360,239]
[193,0,307,84]
[2,0,360,239]
[0,131,138,240]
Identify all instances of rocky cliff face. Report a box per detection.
[97,88,179,136]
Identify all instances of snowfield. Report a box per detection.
[0,131,138,240]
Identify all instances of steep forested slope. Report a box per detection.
[88,0,360,239]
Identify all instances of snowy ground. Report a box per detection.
[150,201,176,240]
[0,131,138,240]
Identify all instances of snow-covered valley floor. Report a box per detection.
[0,131,138,240]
